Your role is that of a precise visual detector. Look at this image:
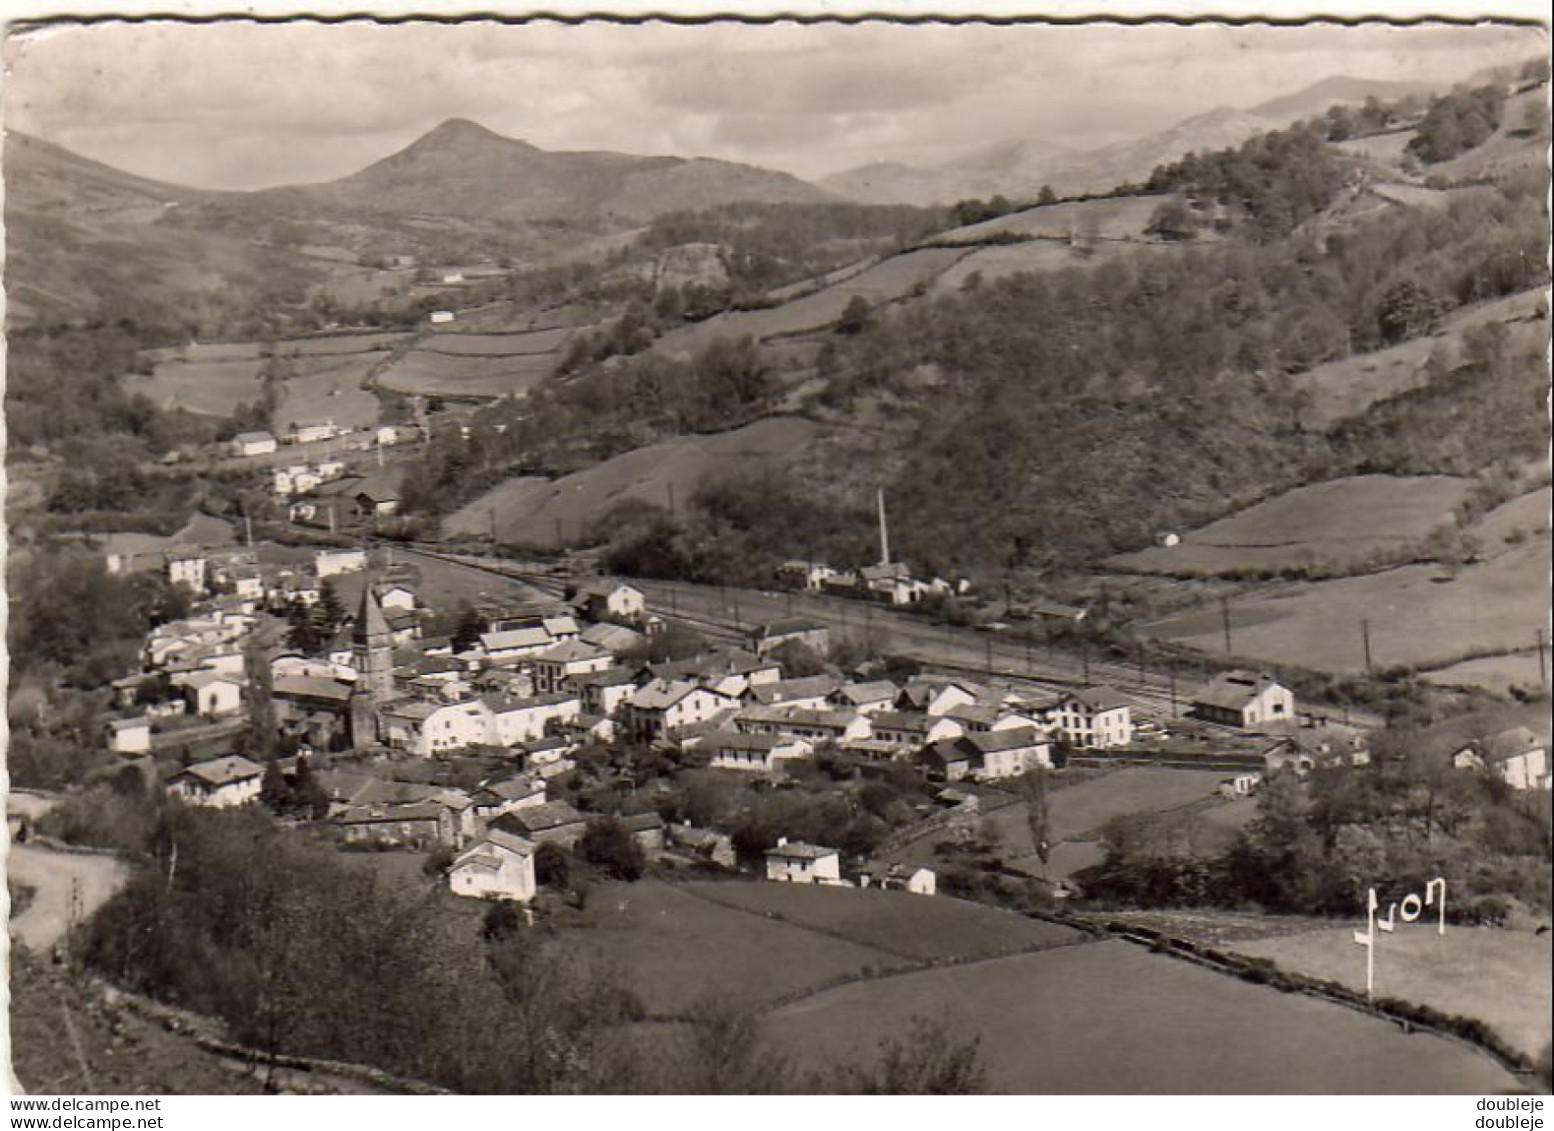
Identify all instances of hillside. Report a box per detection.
[287,118,834,224]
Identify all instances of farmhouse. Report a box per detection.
[181,671,244,718]
[478,626,555,664]
[291,421,341,445]
[623,679,738,743]
[165,551,208,592]
[485,692,580,746]
[619,812,668,853]
[491,800,588,848]
[382,697,495,757]
[746,618,831,658]
[828,680,900,715]
[579,621,645,655]
[573,667,638,716]
[338,801,453,849]
[448,829,537,903]
[747,674,843,710]
[354,485,401,519]
[765,839,843,885]
[166,756,264,808]
[531,640,613,694]
[777,560,841,590]
[429,311,455,325]
[965,727,1051,779]
[862,865,937,895]
[573,579,646,622]
[469,776,548,827]
[231,431,278,457]
[706,729,813,772]
[107,717,153,755]
[1261,724,1371,777]
[1049,687,1134,749]
[1450,726,1550,791]
[1191,671,1295,729]
[921,740,974,782]
[871,710,964,752]
[668,823,737,868]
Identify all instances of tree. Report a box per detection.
[1147,197,1199,242]
[1017,767,1051,863]
[826,1016,987,1094]
[837,295,872,336]
[1375,278,1443,345]
[285,598,323,655]
[260,758,292,813]
[316,581,347,638]
[534,841,573,889]
[290,755,330,820]
[580,817,645,881]
[451,603,486,654]
[1036,184,1058,206]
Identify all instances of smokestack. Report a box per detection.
[877,488,890,567]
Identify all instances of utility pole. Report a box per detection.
[1082,640,1091,685]
[667,481,676,520]
[1220,597,1233,655]
[1169,669,1178,718]
[489,508,497,545]
[1538,629,1548,688]
[985,635,994,677]
[1361,619,1374,674]
[554,516,564,550]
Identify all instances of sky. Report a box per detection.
[2,19,1543,189]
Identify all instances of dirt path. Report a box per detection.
[8,845,129,953]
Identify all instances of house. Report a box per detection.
[1026,599,1088,625]
[870,710,964,752]
[479,626,554,664]
[965,727,1051,779]
[231,431,278,457]
[1261,725,1370,777]
[573,579,646,622]
[705,730,813,772]
[829,681,900,715]
[619,812,667,853]
[749,674,844,711]
[921,740,974,782]
[746,618,831,658]
[429,310,455,325]
[377,584,418,613]
[862,865,937,896]
[181,671,244,718]
[166,756,264,808]
[338,801,453,849]
[165,551,207,592]
[1191,671,1294,730]
[354,486,400,519]
[531,640,613,695]
[765,839,843,884]
[448,829,538,902]
[623,679,738,743]
[108,717,153,755]
[944,703,1039,735]
[316,548,368,578]
[492,800,588,848]
[1451,726,1550,791]
[579,621,645,656]
[777,560,840,591]
[382,698,495,757]
[292,421,340,445]
[469,776,548,827]
[485,692,580,746]
[1050,686,1134,749]
[573,667,639,716]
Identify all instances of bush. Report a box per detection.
[580,817,645,882]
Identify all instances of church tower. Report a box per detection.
[349,580,395,747]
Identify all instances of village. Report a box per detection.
[76,487,1551,917]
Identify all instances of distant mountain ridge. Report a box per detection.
[822,73,1450,206]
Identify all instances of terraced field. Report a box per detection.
[442,415,826,547]
[1232,925,1553,1061]
[128,356,267,417]
[763,939,1521,1093]
[1289,288,1547,428]
[680,880,1083,962]
[274,331,409,357]
[928,193,1179,245]
[1145,539,1551,674]
[417,327,573,357]
[376,347,558,399]
[933,237,1178,291]
[1110,475,1471,577]
[273,357,383,432]
[652,247,971,358]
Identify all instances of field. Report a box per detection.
[375,347,558,398]
[141,340,266,365]
[1144,540,1552,674]
[1431,86,1550,182]
[565,880,900,1015]
[1468,486,1552,550]
[272,356,383,431]
[679,880,1084,962]
[1423,653,1548,696]
[652,247,971,358]
[442,415,826,547]
[1109,474,1471,576]
[1232,925,1553,1061]
[763,939,1521,1093]
[274,331,409,357]
[1288,288,1546,428]
[929,193,1176,246]
[420,326,575,357]
[127,356,267,417]
[392,546,558,612]
[932,237,1177,292]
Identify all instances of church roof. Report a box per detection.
[354,576,392,644]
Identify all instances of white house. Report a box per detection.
[575,580,647,622]
[469,777,548,827]
[966,727,1051,779]
[870,710,964,752]
[1191,671,1294,730]
[448,829,538,902]
[108,717,153,755]
[706,730,813,773]
[623,679,738,743]
[531,640,613,695]
[292,421,340,445]
[765,839,843,885]
[479,626,554,664]
[164,551,208,593]
[829,681,900,716]
[231,431,278,457]
[166,756,264,808]
[181,671,244,718]
[1050,687,1134,749]
[777,560,840,591]
[429,310,455,325]
[382,698,495,757]
[315,548,368,578]
[1452,727,1550,791]
[485,692,581,746]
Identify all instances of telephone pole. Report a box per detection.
[1220,597,1233,655]
[1538,629,1547,688]
[1361,619,1374,674]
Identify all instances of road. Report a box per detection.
[8,844,129,954]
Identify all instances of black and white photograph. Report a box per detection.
[2,9,1550,1103]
